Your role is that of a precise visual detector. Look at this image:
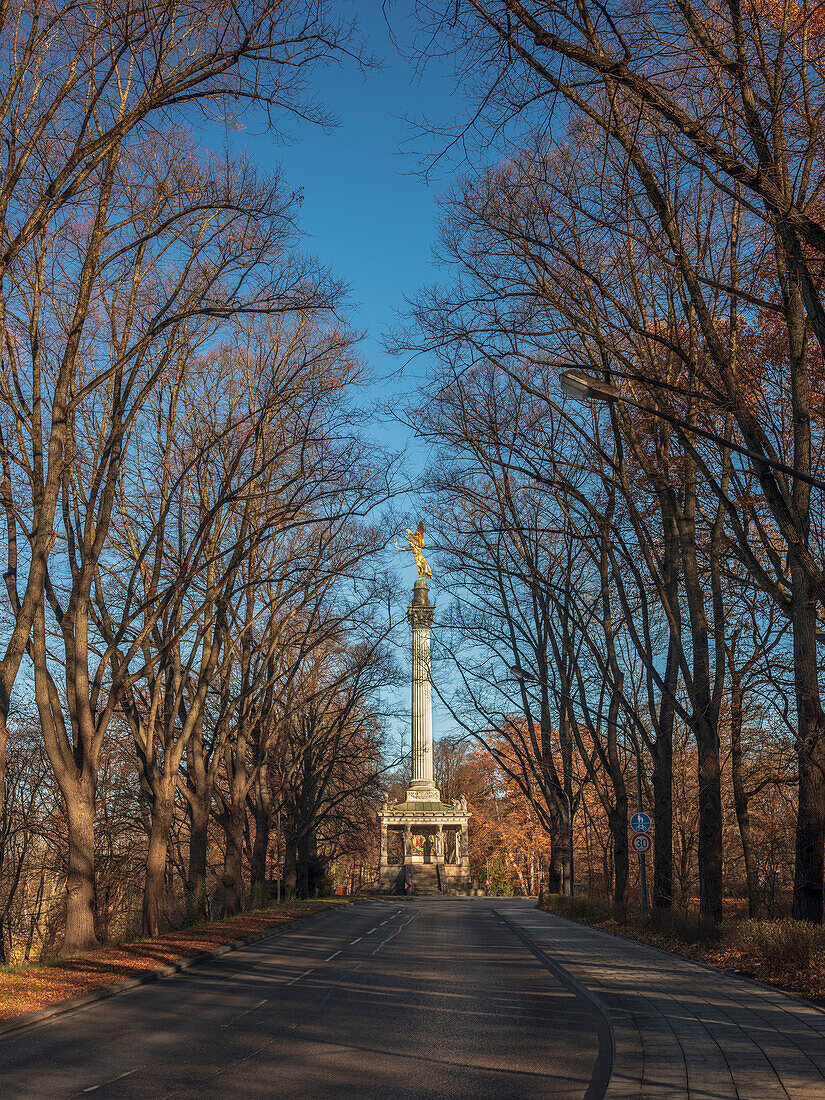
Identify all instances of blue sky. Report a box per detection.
[203,3,465,461]
[201,4,473,758]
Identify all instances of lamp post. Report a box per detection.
[509,663,574,895]
[559,367,825,492]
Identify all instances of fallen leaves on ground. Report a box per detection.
[0,900,345,1023]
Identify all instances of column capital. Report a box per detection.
[407,604,435,630]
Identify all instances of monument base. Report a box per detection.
[378,796,472,896]
[379,862,474,896]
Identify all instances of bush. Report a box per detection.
[733,919,825,970]
[488,880,514,897]
[665,910,722,945]
[485,855,514,896]
[540,892,613,924]
[249,883,272,910]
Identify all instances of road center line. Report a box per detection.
[220,998,270,1028]
[287,968,313,986]
[350,937,362,944]
[366,927,377,934]
[325,950,341,960]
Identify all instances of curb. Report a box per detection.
[0,906,347,1039]
[494,907,614,1100]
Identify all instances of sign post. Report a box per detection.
[632,742,650,927]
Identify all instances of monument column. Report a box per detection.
[407,578,439,801]
[380,522,472,895]
[460,820,470,871]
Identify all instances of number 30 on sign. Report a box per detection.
[632,834,651,854]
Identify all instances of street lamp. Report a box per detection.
[558,367,825,492]
[559,368,619,404]
[508,664,575,896]
[509,664,534,682]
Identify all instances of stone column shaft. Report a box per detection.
[407,578,438,800]
[410,613,433,786]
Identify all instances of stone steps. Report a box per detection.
[408,864,442,895]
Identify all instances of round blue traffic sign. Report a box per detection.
[631,812,651,833]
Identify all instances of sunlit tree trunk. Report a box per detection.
[143,787,175,938]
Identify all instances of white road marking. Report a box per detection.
[325,950,342,961]
[221,998,270,1028]
[287,968,313,986]
[366,927,377,934]
[85,1069,140,1092]
[350,937,362,944]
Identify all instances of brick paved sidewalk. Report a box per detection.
[496,901,825,1099]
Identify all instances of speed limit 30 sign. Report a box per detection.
[632,833,651,854]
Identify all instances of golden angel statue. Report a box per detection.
[395,520,432,579]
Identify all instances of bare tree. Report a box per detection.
[0,0,360,819]
[417,0,825,920]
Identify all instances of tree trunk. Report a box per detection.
[143,787,174,937]
[251,805,270,900]
[608,801,629,920]
[730,667,760,918]
[680,531,723,926]
[61,783,99,956]
[696,714,724,927]
[652,735,674,921]
[297,829,322,898]
[186,795,210,924]
[792,569,825,923]
[652,638,677,922]
[560,837,573,897]
[221,811,245,916]
[283,835,298,899]
[547,815,567,894]
[250,770,271,902]
[606,684,629,918]
[0,712,7,846]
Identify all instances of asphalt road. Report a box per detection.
[0,898,610,1099]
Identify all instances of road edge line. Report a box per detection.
[493,907,614,1100]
